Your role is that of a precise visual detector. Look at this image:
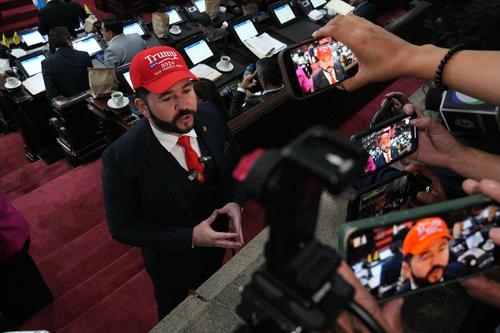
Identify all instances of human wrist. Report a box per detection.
[403,44,447,81]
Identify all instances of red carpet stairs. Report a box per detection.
[0,0,39,36]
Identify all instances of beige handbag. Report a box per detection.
[152,12,170,38]
[84,14,98,34]
[206,0,221,20]
[88,67,119,99]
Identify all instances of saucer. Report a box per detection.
[216,62,233,72]
[4,79,22,89]
[169,28,182,35]
[107,96,130,110]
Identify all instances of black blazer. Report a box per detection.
[102,102,243,286]
[311,61,347,92]
[229,89,282,119]
[41,47,92,102]
[38,0,84,37]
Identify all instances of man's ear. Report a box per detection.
[134,98,150,118]
[401,261,411,280]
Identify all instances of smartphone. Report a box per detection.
[278,36,356,99]
[243,63,256,77]
[370,98,404,128]
[339,195,499,301]
[346,172,412,221]
[351,113,418,175]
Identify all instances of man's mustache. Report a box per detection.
[426,265,446,280]
[174,109,196,121]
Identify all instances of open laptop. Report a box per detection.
[18,52,46,78]
[165,8,184,26]
[231,17,259,43]
[19,27,47,49]
[123,20,146,37]
[269,1,321,43]
[72,35,102,57]
[192,0,206,13]
[179,36,221,81]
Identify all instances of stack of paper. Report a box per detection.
[325,0,355,15]
[190,63,222,82]
[22,72,46,95]
[244,33,287,59]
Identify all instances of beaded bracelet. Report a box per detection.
[434,44,466,91]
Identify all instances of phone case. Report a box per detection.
[350,112,418,176]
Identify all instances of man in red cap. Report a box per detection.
[311,44,347,92]
[102,46,245,318]
[397,217,459,294]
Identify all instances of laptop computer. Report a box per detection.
[165,8,184,26]
[123,20,146,37]
[269,1,321,43]
[18,52,46,78]
[72,35,102,57]
[180,36,221,81]
[19,27,47,49]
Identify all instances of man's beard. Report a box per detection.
[148,106,196,135]
[412,265,446,288]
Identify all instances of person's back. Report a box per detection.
[101,16,147,67]
[41,27,93,101]
[39,0,82,37]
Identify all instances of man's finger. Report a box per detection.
[489,228,500,245]
[462,179,480,195]
[204,211,218,225]
[214,240,242,249]
[416,191,436,203]
[478,179,500,202]
[381,298,404,333]
[213,231,239,240]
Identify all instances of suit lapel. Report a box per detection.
[195,117,225,177]
[140,121,196,222]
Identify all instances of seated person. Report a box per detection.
[38,0,85,37]
[197,13,227,43]
[193,78,229,119]
[242,0,266,20]
[229,57,284,118]
[101,15,147,68]
[41,26,93,102]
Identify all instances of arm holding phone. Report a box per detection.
[312,14,500,106]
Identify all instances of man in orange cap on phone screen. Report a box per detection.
[102,46,245,319]
[311,44,347,92]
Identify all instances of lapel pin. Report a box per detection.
[202,126,208,133]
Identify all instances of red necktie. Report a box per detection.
[329,71,336,84]
[177,136,205,182]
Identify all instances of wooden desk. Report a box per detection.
[86,97,142,143]
[1,77,61,163]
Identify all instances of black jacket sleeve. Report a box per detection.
[228,90,246,119]
[102,149,194,253]
[41,60,59,102]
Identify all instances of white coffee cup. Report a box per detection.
[111,91,124,106]
[171,25,181,33]
[5,77,19,87]
[220,56,231,68]
[219,6,227,13]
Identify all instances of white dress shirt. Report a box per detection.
[149,123,201,171]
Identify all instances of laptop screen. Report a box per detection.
[184,39,214,66]
[233,19,258,42]
[123,21,145,36]
[193,0,206,12]
[73,36,102,56]
[165,9,183,25]
[20,29,45,47]
[310,0,327,8]
[20,53,46,77]
[123,70,134,91]
[273,4,296,25]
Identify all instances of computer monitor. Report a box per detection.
[271,3,297,26]
[183,38,214,66]
[72,35,102,57]
[123,70,134,91]
[123,20,146,36]
[165,9,183,25]
[193,0,206,12]
[233,19,259,42]
[310,0,327,8]
[19,28,46,47]
[19,53,46,77]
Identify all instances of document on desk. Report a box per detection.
[244,33,287,59]
[22,72,46,95]
[190,64,222,82]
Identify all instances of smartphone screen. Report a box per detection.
[346,202,499,301]
[347,173,411,221]
[356,114,418,174]
[279,37,356,98]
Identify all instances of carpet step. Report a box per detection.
[0,132,30,178]
[0,0,33,11]
[1,4,38,25]
[20,247,145,332]
[59,269,157,333]
[12,159,104,261]
[0,159,68,201]
[37,222,132,298]
[0,16,38,36]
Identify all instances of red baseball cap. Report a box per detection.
[402,217,451,257]
[129,46,198,94]
[316,45,333,60]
